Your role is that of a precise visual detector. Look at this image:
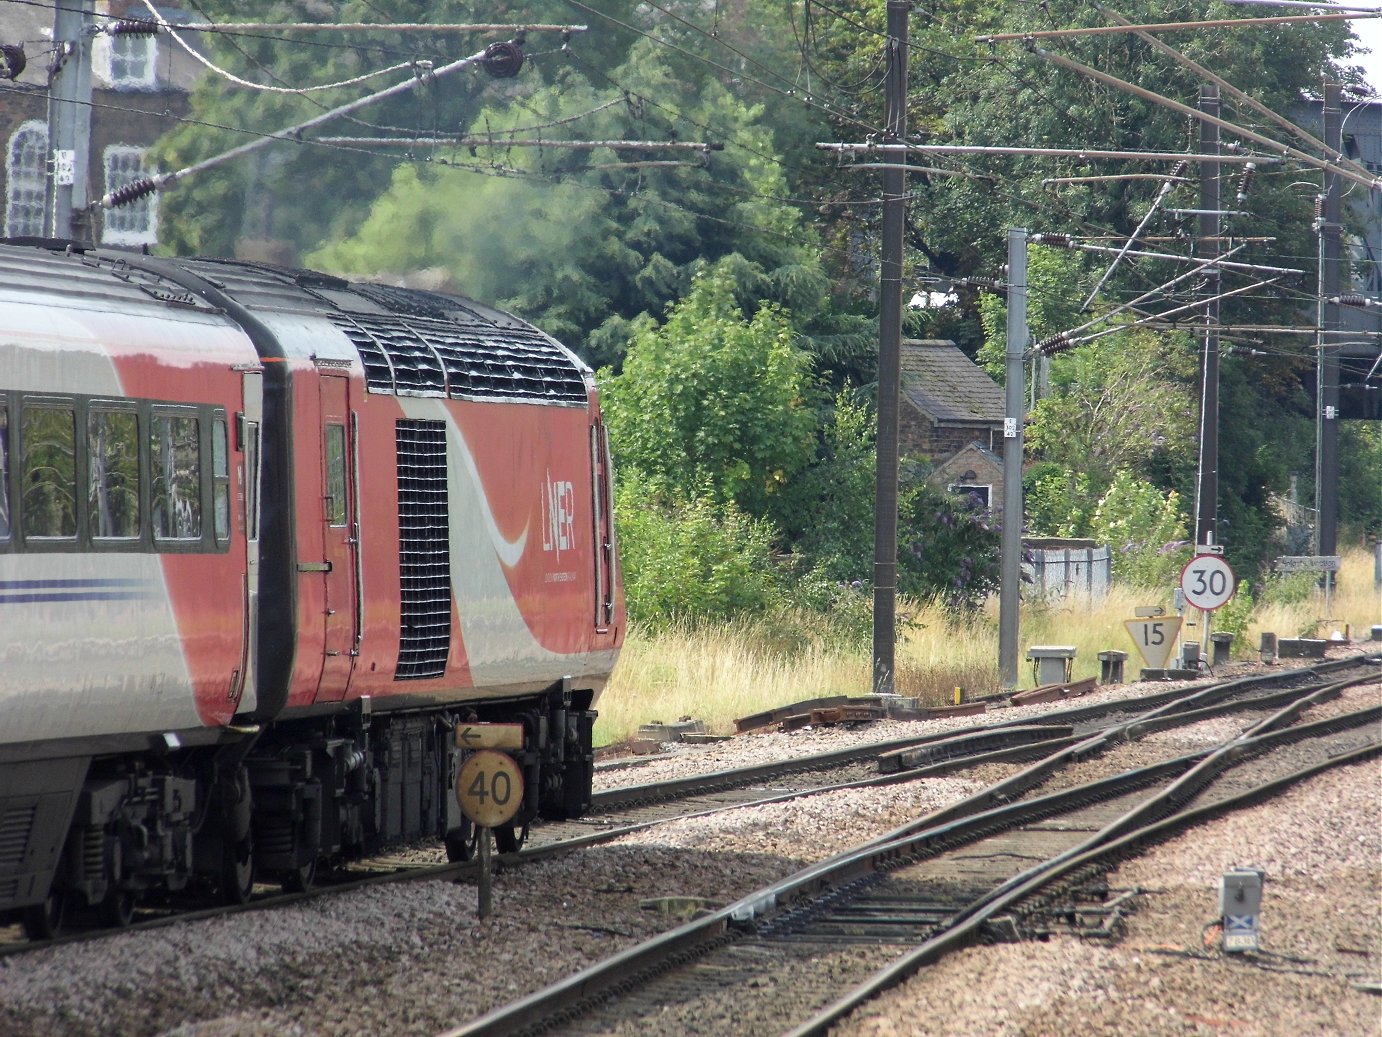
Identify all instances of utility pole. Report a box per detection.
[998,228,1027,688]
[871,0,908,697]
[1193,85,1221,551]
[46,0,95,240]
[1315,79,1342,568]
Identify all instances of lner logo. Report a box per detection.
[542,473,575,558]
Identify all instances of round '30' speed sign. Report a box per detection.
[1180,554,1237,611]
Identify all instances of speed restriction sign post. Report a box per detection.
[1124,615,1183,670]
[456,750,525,919]
[1181,554,1237,612]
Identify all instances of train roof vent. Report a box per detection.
[334,313,589,405]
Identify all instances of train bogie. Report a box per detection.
[0,243,623,932]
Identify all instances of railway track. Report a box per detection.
[435,669,1381,1037]
[2,656,1375,960]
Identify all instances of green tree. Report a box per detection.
[600,260,817,526]
[1339,422,1382,540]
[780,394,1000,610]
[308,38,829,369]
[781,392,877,579]
[150,0,639,260]
[1089,470,1191,588]
[1022,328,1197,535]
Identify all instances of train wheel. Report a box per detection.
[444,820,477,863]
[282,858,316,894]
[22,890,68,940]
[219,837,254,905]
[493,822,528,855]
[98,889,137,928]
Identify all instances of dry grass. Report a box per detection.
[1245,547,1381,644]
[592,617,868,747]
[594,547,1381,747]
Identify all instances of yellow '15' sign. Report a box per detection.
[1124,616,1183,669]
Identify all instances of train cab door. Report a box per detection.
[590,421,616,633]
[235,368,263,716]
[316,372,359,701]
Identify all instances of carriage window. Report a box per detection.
[89,409,141,539]
[325,423,347,527]
[22,405,78,539]
[0,404,10,540]
[243,420,260,542]
[151,413,201,540]
[213,416,230,541]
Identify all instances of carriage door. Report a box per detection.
[590,421,615,632]
[317,373,359,700]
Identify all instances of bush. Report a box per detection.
[1210,579,1255,644]
[613,482,782,630]
[783,571,874,651]
[782,395,1001,612]
[600,261,817,526]
[1090,470,1190,588]
[898,479,1001,612]
[1257,571,1318,607]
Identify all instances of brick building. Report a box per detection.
[2,2,196,246]
[898,338,1008,509]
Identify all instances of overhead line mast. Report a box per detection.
[871,0,909,697]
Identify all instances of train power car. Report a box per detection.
[0,241,624,936]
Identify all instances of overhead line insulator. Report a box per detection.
[482,41,524,78]
[0,43,25,80]
[103,177,159,209]
[1033,331,1077,356]
[1236,162,1256,205]
[105,19,159,36]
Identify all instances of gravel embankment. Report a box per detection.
[838,755,1382,1037]
[0,655,1375,1037]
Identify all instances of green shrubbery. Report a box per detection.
[613,483,781,630]
[604,282,1002,636]
[1089,470,1191,589]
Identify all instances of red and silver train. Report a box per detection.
[0,240,624,936]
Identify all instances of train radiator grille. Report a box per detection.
[0,805,37,868]
[395,419,451,680]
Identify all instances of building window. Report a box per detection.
[948,483,992,510]
[102,146,157,246]
[94,32,157,90]
[5,121,47,237]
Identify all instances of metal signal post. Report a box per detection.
[1315,80,1342,565]
[998,229,1028,688]
[45,0,95,240]
[872,0,908,696]
[1193,84,1221,550]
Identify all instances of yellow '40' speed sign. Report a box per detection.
[456,750,524,828]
